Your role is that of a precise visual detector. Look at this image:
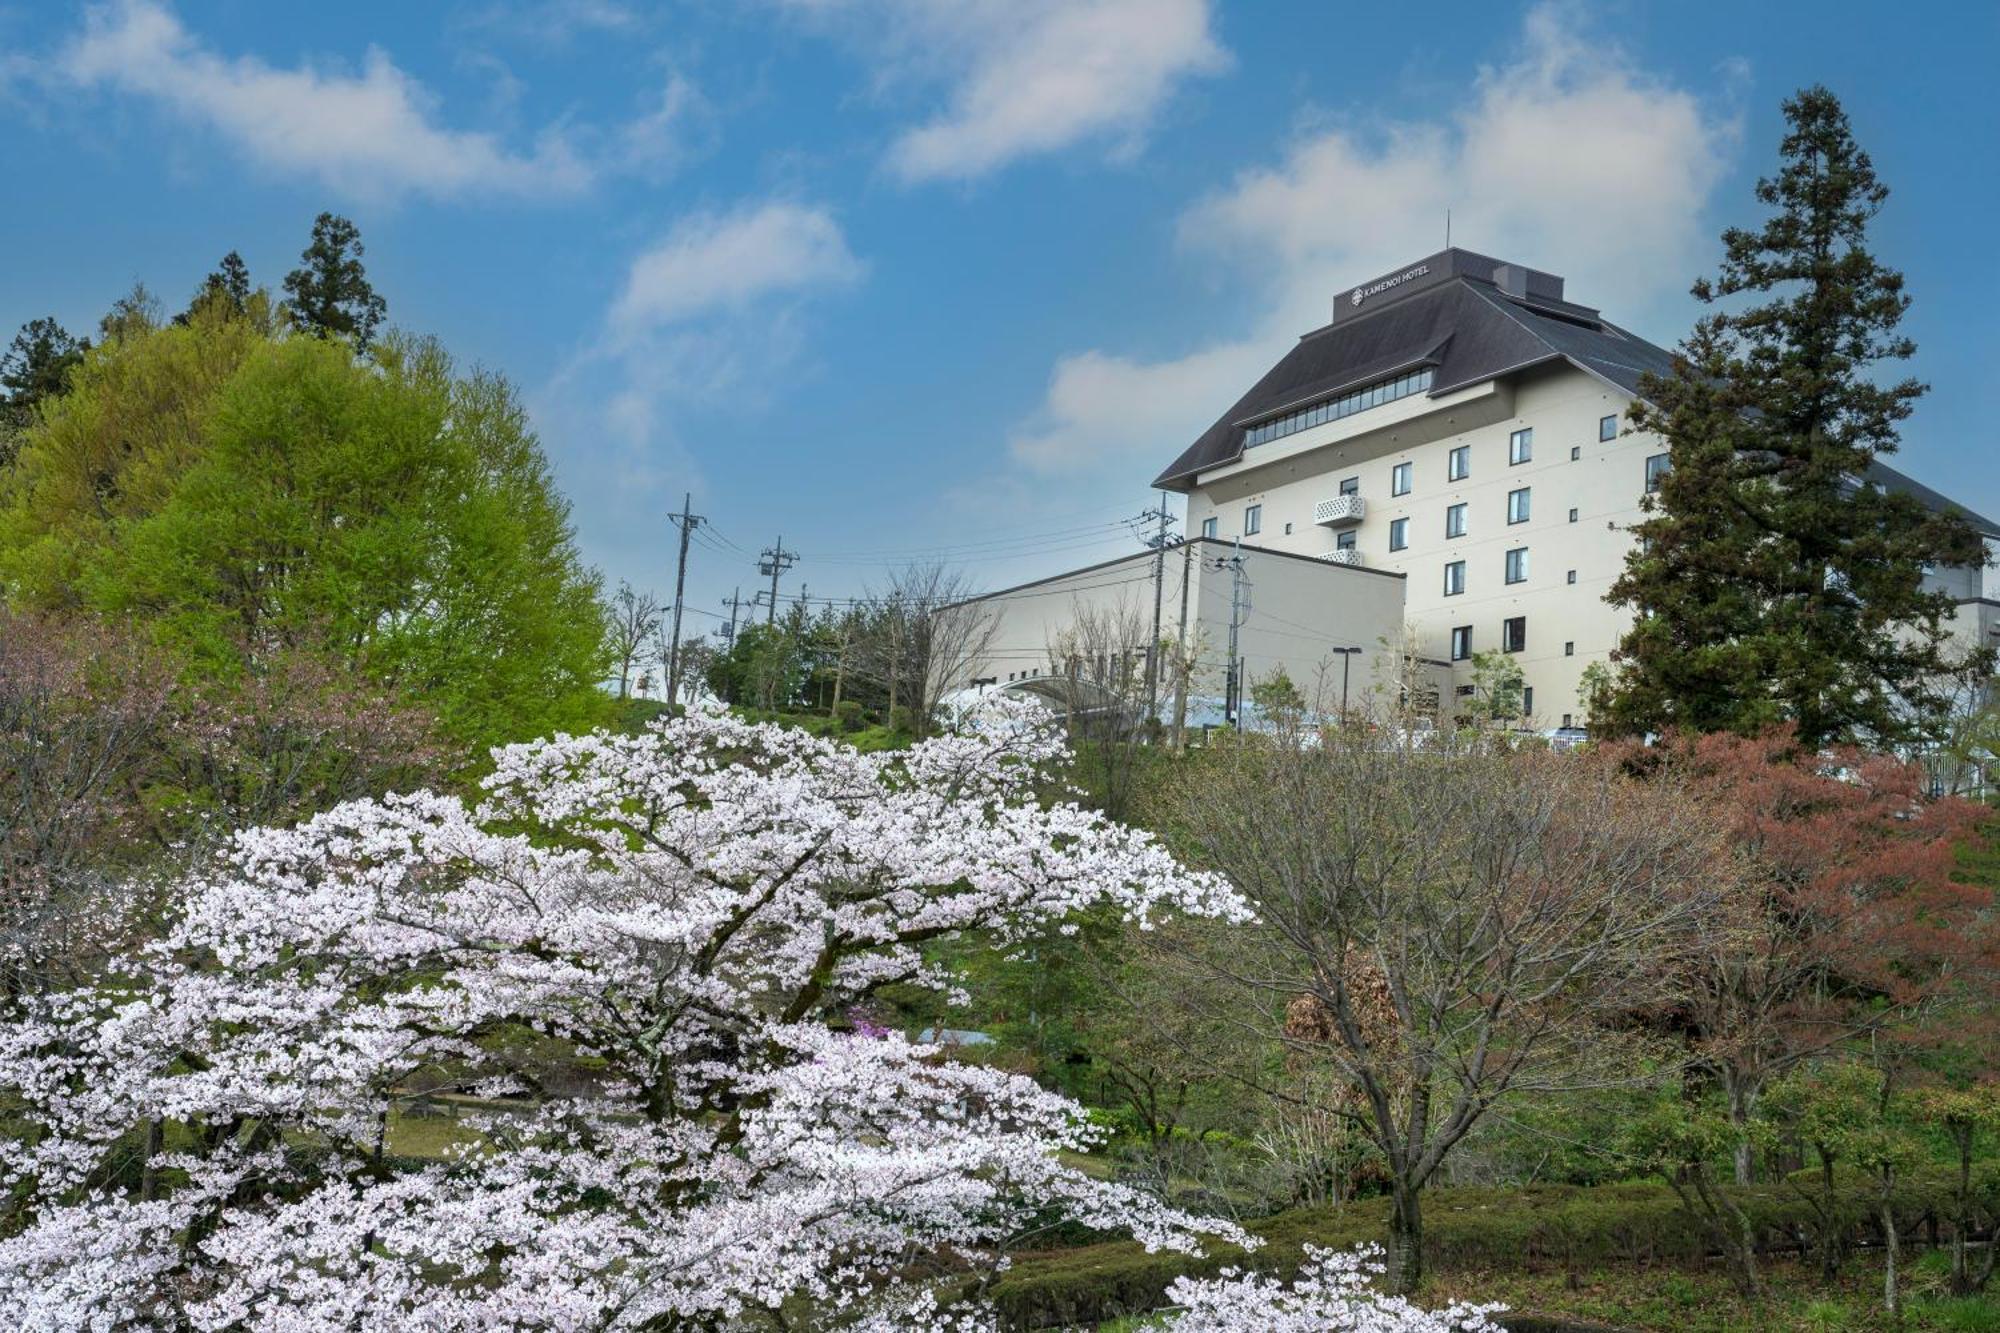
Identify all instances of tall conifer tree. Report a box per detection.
[283,213,387,350]
[1596,87,1991,747]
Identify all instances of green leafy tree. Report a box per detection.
[177,251,253,323]
[1597,87,1991,747]
[283,212,388,350]
[1458,649,1524,726]
[0,322,608,752]
[0,318,90,459]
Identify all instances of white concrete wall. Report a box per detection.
[937,540,1428,720]
[1184,361,1656,728]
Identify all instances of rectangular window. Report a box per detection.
[1444,560,1466,596]
[1523,686,1534,717]
[1564,641,1575,656]
[1201,516,1218,539]
[1566,569,1577,585]
[1568,506,1578,523]
[1562,712,1573,728]
[1505,547,1528,584]
[1448,444,1469,481]
[1645,453,1670,493]
[1391,461,1412,496]
[1336,529,1357,551]
[1503,616,1526,653]
[1241,366,1437,447]
[1570,445,1581,461]
[1509,427,1533,465]
[1450,626,1472,661]
[1507,487,1531,524]
[1339,475,1360,496]
[1244,503,1262,535]
[1388,516,1409,551]
[1445,502,1466,539]
[1600,414,1619,442]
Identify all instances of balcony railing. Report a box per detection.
[1313,494,1366,527]
[1315,548,1366,567]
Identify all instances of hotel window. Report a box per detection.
[1389,516,1409,551]
[1566,569,1577,585]
[1568,507,1579,523]
[1645,453,1670,493]
[1564,641,1574,656]
[1600,414,1619,442]
[1450,625,1472,661]
[1523,686,1534,716]
[1336,530,1358,551]
[1509,427,1533,465]
[1445,502,1467,539]
[1507,487,1531,524]
[1505,546,1528,584]
[1448,444,1470,481]
[1201,516,1218,539]
[1391,461,1412,496]
[1444,560,1466,596]
[1241,366,1436,447]
[1570,446,1581,461]
[1503,616,1526,653]
[1562,712,1573,728]
[1339,475,1360,496]
[1244,504,1262,536]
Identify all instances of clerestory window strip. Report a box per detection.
[1243,366,1435,448]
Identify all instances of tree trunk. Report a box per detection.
[1817,1148,1844,1280]
[1882,1183,1901,1323]
[1386,1177,1424,1295]
[1725,1071,1759,1184]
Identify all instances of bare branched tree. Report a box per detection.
[851,561,998,736]
[1152,725,1730,1294]
[1046,597,1151,817]
[607,581,663,699]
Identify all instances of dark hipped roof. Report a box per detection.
[1155,248,1677,489]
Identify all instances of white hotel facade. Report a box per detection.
[948,249,2000,728]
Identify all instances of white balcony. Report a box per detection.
[1316,548,1366,567]
[1313,494,1366,527]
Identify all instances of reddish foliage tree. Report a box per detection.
[0,609,446,992]
[1624,729,1998,1181]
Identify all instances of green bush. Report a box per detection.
[979,1173,1993,1329]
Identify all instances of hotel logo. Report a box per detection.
[1350,263,1431,308]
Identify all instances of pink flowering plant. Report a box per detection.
[0,698,1270,1329]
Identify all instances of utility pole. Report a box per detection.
[721,587,749,644]
[758,537,798,625]
[1172,539,1194,749]
[665,492,704,707]
[1127,497,1179,725]
[1207,540,1250,731]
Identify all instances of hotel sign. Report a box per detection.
[1351,263,1430,307]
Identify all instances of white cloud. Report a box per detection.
[59,0,594,201]
[1006,2,1740,480]
[780,0,1228,183]
[608,202,863,341]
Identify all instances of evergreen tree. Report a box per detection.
[177,250,253,323]
[1596,87,1991,747]
[0,318,89,448]
[282,212,387,350]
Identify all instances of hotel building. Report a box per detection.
[950,248,1999,728]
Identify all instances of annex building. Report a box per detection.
[946,248,2000,729]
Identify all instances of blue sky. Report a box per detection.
[2,1,1995,630]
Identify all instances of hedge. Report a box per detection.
[980,1173,1996,1330]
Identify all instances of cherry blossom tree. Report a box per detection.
[1158,1245,1503,1332]
[0,699,1283,1329]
